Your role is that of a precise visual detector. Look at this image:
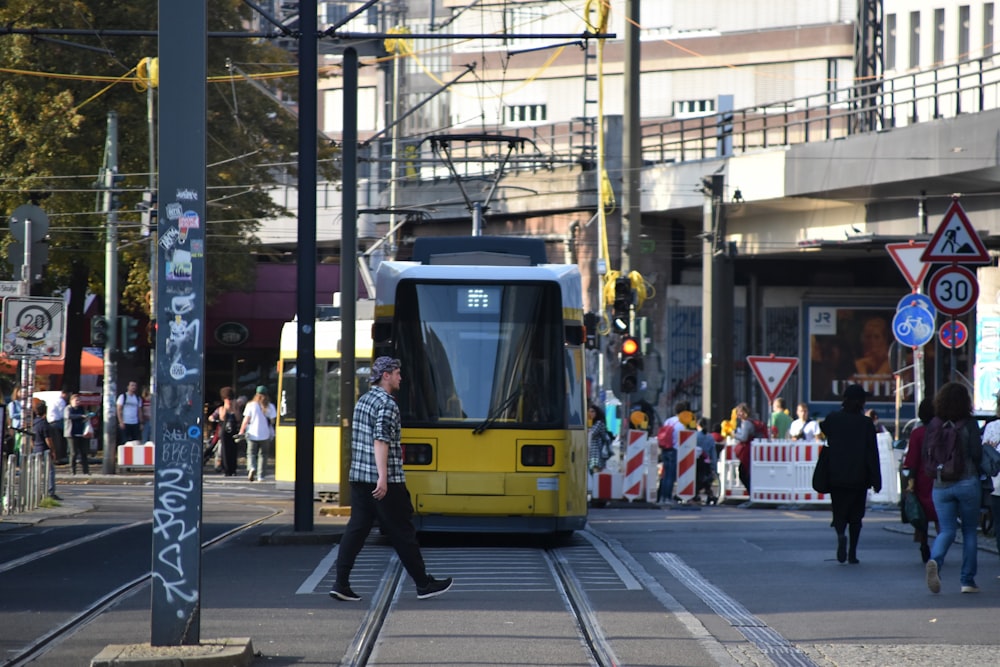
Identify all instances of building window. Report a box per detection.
[887,14,897,69]
[910,11,921,68]
[985,3,995,57]
[934,8,945,64]
[507,104,547,124]
[672,99,716,117]
[959,6,970,61]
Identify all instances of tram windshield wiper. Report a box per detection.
[472,386,521,435]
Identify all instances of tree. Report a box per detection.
[0,1,336,390]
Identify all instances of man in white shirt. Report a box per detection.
[116,381,143,444]
[789,403,821,441]
[47,389,68,462]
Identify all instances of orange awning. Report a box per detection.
[0,349,105,375]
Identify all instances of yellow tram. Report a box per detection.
[274,316,373,498]
[374,237,589,533]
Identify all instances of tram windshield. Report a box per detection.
[393,281,565,429]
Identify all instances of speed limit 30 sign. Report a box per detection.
[928,265,978,316]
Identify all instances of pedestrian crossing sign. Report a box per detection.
[920,199,989,263]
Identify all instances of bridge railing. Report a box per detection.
[399,56,1000,180]
[642,55,1000,164]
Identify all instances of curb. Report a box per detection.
[90,637,254,667]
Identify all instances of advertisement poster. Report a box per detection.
[806,305,905,404]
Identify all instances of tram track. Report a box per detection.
[338,537,620,667]
[1,509,282,667]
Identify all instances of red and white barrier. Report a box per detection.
[591,470,623,501]
[117,441,155,469]
[719,442,749,501]
[622,430,649,500]
[673,430,697,501]
[749,439,830,504]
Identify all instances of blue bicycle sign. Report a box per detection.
[892,304,935,348]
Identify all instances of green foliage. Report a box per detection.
[0,1,333,309]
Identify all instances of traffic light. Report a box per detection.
[619,335,642,394]
[612,277,631,335]
[119,316,139,355]
[583,312,599,350]
[91,316,109,347]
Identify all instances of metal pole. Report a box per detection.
[340,47,359,509]
[101,111,119,474]
[294,0,318,531]
[148,73,158,404]
[622,0,640,275]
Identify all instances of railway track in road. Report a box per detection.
[334,531,629,667]
[0,510,281,667]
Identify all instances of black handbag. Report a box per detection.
[811,446,831,494]
[903,490,927,531]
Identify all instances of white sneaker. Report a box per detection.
[247,469,255,482]
[926,560,941,594]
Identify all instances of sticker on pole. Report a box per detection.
[1,297,66,359]
[746,355,798,403]
[920,200,989,264]
[885,241,930,291]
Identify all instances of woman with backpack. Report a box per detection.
[209,386,240,477]
[587,403,613,472]
[923,382,983,594]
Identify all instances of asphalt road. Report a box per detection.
[2,480,999,666]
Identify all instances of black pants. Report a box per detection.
[70,435,90,474]
[336,482,430,588]
[830,486,868,533]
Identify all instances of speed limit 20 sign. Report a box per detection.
[928,265,979,316]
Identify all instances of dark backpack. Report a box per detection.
[923,417,966,481]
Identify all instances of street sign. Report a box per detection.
[896,293,935,317]
[886,241,930,290]
[939,320,969,349]
[0,281,25,298]
[746,355,798,403]
[928,265,979,316]
[1,297,66,359]
[920,200,990,264]
[8,204,49,243]
[892,305,935,347]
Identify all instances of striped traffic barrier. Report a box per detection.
[117,441,155,469]
[749,439,831,505]
[622,429,648,500]
[673,430,697,501]
[719,441,749,502]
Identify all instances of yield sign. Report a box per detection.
[885,241,930,290]
[920,199,990,263]
[746,355,799,403]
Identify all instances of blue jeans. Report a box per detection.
[246,438,270,481]
[658,449,677,502]
[931,476,981,587]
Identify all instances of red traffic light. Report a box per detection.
[621,336,639,356]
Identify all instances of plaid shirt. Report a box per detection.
[349,385,405,484]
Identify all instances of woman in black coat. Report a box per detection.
[819,384,882,564]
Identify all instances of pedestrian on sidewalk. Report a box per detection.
[982,397,1000,559]
[924,382,983,594]
[330,356,452,602]
[66,393,91,475]
[819,384,882,564]
[238,386,276,482]
[31,400,59,500]
[901,398,938,563]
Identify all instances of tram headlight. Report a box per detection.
[521,444,555,467]
[402,443,433,466]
